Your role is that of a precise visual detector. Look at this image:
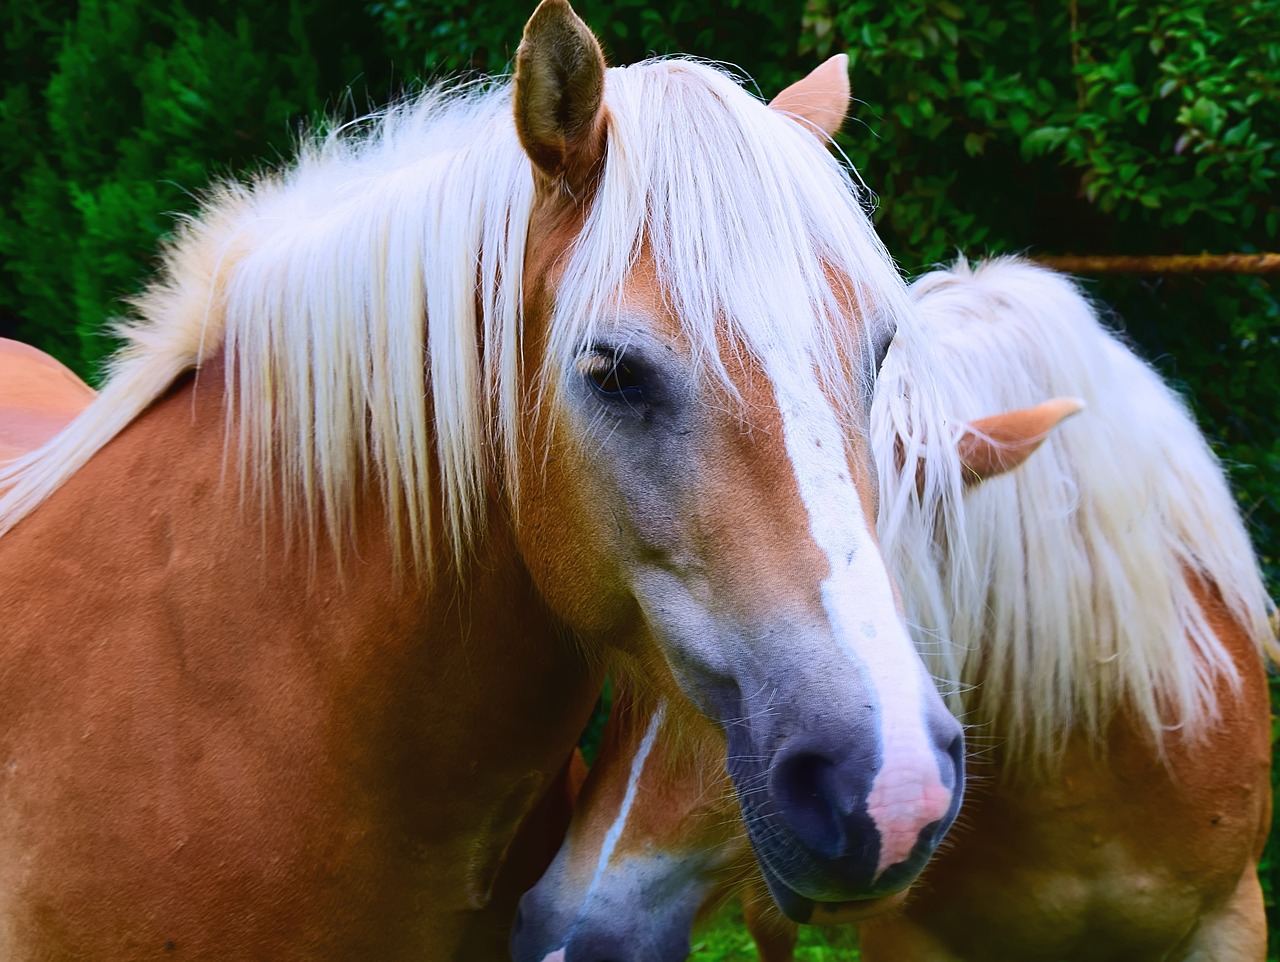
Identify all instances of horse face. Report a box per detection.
[509,0,962,914]
[511,698,750,962]
[515,248,961,914]
[510,384,1085,960]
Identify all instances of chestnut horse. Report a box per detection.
[0,2,970,957]
[0,339,96,460]
[0,343,591,960]
[517,257,1277,962]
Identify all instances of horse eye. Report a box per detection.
[582,351,645,403]
[873,328,895,373]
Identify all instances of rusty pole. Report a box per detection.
[1036,253,1280,274]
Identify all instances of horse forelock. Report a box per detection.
[544,60,910,434]
[0,60,924,582]
[873,255,1277,770]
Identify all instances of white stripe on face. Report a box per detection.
[769,355,951,879]
[580,701,667,909]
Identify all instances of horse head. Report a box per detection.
[512,369,1080,961]
[505,0,968,932]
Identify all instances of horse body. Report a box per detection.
[0,367,603,959]
[0,339,95,460]
[0,3,968,956]
[862,589,1270,960]
[519,257,1276,961]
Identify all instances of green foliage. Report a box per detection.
[0,0,389,379]
[369,0,802,106]
[796,0,1280,590]
[577,674,613,765]
[692,901,860,960]
[793,0,1279,261]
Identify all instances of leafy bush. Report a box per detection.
[0,0,390,377]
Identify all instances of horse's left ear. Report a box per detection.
[957,397,1085,485]
[769,54,850,143]
[513,0,608,190]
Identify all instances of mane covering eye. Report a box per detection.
[873,325,896,374]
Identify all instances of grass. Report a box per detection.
[690,901,861,961]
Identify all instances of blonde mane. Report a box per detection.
[874,256,1278,766]
[0,60,930,575]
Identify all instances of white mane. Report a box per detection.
[874,256,1278,766]
[0,60,931,575]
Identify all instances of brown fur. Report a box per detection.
[512,218,858,664]
[0,339,96,462]
[0,361,605,959]
[856,577,1271,962]
[0,342,601,956]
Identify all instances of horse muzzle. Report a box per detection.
[728,694,964,921]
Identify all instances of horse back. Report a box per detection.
[0,339,95,460]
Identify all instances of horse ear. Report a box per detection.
[513,0,608,188]
[769,54,850,142]
[956,397,1084,486]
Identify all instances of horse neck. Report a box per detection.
[52,359,600,779]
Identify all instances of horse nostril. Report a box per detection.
[769,744,846,858]
[945,731,964,787]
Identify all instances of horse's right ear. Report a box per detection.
[956,397,1084,486]
[900,397,1084,495]
[769,54,850,143]
[513,0,608,191]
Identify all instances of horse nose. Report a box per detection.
[768,710,962,891]
[768,734,877,862]
[556,932,688,962]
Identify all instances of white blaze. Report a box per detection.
[769,356,951,878]
[580,702,666,908]
[538,704,667,961]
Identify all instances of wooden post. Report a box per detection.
[1036,253,1280,274]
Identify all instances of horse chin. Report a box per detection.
[758,859,909,926]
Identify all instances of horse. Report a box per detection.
[515,256,1278,962]
[0,1,972,956]
[0,343,596,961]
[0,339,96,461]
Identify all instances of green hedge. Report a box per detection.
[1,0,390,373]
